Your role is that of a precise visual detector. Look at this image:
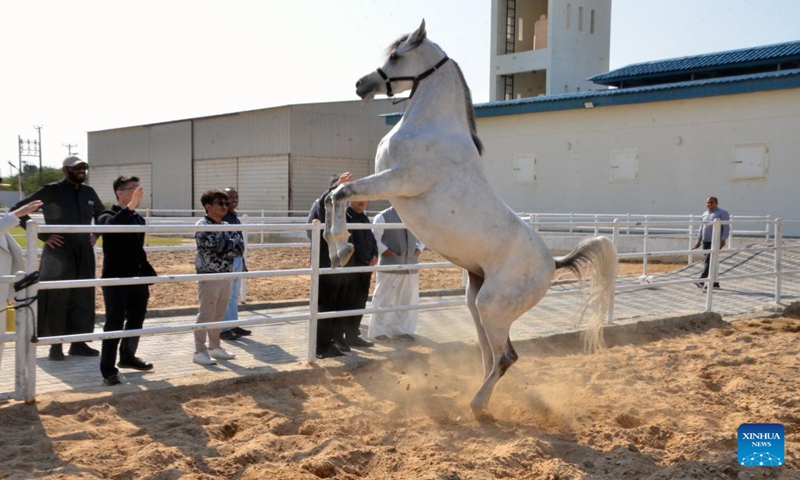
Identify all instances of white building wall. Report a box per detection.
[489,0,612,100]
[548,0,612,94]
[477,88,800,233]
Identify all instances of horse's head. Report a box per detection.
[355,19,447,100]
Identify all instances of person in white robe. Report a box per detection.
[368,206,424,341]
[0,200,43,370]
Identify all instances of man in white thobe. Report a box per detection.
[368,207,424,341]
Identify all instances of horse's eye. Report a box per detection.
[389,53,399,62]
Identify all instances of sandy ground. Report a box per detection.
[1,313,798,479]
[94,248,681,312]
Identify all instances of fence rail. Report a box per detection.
[1,215,797,403]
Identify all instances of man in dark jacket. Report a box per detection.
[307,173,355,358]
[12,156,104,360]
[97,176,157,386]
[339,200,377,350]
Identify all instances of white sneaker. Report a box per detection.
[193,352,217,365]
[208,348,236,360]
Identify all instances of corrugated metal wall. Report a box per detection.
[193,108,291,160]
[193,155,288,213]
[88,122,192,214]
[289,155,389,213]
[89,100,400,217]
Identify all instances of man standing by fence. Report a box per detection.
[12,156,104,360]
[219,187,251,341]
[694,196,730,290]
[98,176,157,386]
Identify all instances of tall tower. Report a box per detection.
[489,0,612,101]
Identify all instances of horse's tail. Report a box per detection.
[554,236,618,352]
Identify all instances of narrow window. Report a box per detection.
[578,6,584,32]
[590,10,595,34]
[518,17,524,42]
[566,4,571,28]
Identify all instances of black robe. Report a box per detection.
[13,179,104,337]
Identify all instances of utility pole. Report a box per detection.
[19,127,42,196]
[8,161,22,201]
[34,125,43,183]
[62,143,78,156]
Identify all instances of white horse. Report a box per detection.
[325,20,617,420]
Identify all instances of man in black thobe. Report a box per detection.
[13,156,104,360]
[306,173,356,359]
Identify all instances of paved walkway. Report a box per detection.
[1,243,798,400]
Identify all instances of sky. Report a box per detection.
[1,0,798,174]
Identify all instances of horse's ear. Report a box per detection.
[397,19,427,54]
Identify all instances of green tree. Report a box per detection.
[4,166,64,196]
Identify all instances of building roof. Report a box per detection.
[589,40,800,88]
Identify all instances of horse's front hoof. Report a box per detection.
[334,243,354,267]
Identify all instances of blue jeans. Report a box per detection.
[221,256,243,332]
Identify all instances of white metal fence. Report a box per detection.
[1,215,798,403]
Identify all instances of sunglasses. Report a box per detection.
[213,201,230,207]
[68,165,88,171]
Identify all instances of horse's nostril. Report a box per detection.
[355,80,361,88]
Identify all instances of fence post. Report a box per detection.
[774,218,783,309]
[260,209,265,244]
[145,208,152,246]
[308,220,321,363]
[704,219,721,313]
[728,215,735,249]
[533,214,539,233]
[13,272,27,402]
[594,214,599,237]
[688,214,694,265]
[612,219,619,246]
[642,216,649,277]
[765,215,771,242]
[241,215,249,304]
[569,213,574,235]
[626,213,631,236]
[23,221,39,403]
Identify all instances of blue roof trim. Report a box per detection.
[589,40,800,83]
[384,68,800,124]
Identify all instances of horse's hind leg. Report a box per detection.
[468,283,530,421]
[466,272,492,380]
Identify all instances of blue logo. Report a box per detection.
[738,423,784,467]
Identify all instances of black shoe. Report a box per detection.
[347,337,374,348]
[69,342,100,357]
[396,334,415,342]
[103,373,125,386]
[231,327,252,336]
[118,357,154,371]
[713,283,721,289]
[49,344,65,361]
[220,330,240,341]
[333,339,352,352]
[316,344,346,359]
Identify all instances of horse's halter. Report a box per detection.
[376,56,449,101]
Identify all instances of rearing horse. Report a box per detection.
[325,20,617,420]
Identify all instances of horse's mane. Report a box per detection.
[451,59,484,156]
[386,37,484,156]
